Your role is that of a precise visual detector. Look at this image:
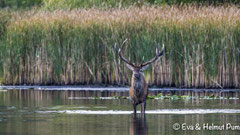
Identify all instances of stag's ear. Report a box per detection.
[126,64,134,71]
[140,65,149,71]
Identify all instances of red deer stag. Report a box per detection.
[117,39,164,114]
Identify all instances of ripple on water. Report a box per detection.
[7,106,16,110]
[35,109,240,115]
[72,106,90,109]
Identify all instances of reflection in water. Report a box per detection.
[0,90,240,135]
[2,89,240,105]
[130,115,147,135]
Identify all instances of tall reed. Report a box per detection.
[1,0,239,9]
[1,6,240,88]
[42,0,240,10]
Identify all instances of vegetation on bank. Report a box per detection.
[120,94,240,100]
[41,0,240,9]
[62,95,240,100]
[0,0,42,8]
[0,6,239,88]
[0,0,239,9]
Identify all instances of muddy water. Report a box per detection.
[0,89,240,135]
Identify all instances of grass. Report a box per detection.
[0,5,239,88]
[1,0,239,9]
[0,0,42,8]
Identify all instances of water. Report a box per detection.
[0,89,240,135]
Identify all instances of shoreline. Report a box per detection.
[0,85,239,91]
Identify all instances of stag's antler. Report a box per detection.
[140,44,165,67]
[118,39,137,68]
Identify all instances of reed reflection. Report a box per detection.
[129,114,148,135]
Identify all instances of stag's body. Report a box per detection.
[129,71,148,114]
[117,39,164,114]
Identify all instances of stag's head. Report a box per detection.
[117,39,164,80]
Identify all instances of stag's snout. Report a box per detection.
[134,73,141,80]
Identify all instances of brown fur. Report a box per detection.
[129,73,148,105]
[129,70,148,114]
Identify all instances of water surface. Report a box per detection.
[0,89,240,135]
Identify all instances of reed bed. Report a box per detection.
[1,6,240,88]
[42,0,240,9]
[1,0,239,9]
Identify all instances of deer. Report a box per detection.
[117,39,164,114]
